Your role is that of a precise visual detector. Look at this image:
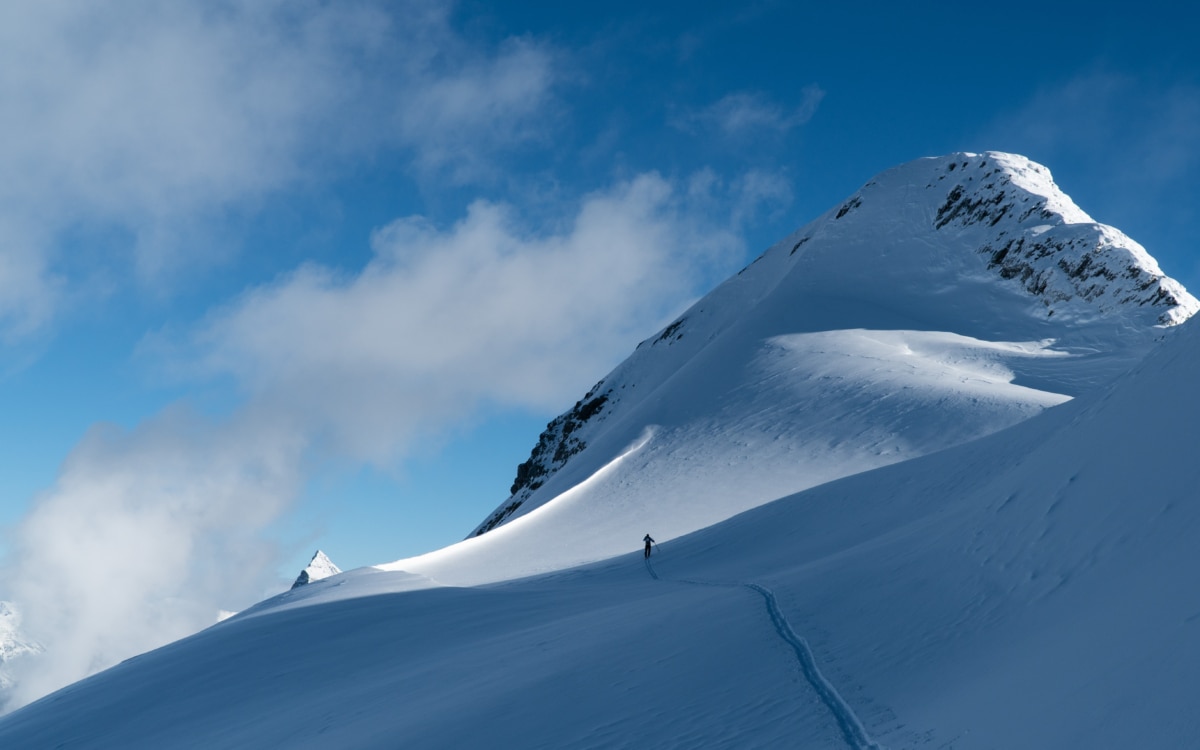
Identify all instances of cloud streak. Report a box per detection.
[674,87,825,138]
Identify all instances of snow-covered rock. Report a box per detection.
[290,551,342,589]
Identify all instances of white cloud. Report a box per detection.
[676,86,825,137]
[184,173,747,466]
[0,0,562,336]
[5,406,307,707]
[398,37,560,180]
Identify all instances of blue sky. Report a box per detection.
[0,0,1197,612]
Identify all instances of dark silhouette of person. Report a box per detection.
[643,534,655,558]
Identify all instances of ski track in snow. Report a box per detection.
[645,557,883,750]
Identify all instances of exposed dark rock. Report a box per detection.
[472,382,614,537]
[653,318,686,346]
[835,196,862,220]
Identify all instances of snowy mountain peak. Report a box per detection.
[290,550,342,589]
[804,151,1197,326]
[469,152,1197,544]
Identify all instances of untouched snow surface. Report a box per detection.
[1,152,1198,747]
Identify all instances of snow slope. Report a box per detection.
[428,151,1197,585]
[2,313,1200,748]
[0,152,1197,747]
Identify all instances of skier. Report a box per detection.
[643,533,655,558]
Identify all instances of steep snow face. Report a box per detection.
[459,152,1196,579]
[290,551,342,589]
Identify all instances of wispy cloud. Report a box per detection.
[182,173,748,465]
[674,87,825,137]
[982,72,1200,200]
[397,36,561,180]
[0,0,562,338]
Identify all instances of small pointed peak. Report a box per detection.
[291,550,342,589]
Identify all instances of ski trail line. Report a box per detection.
[645,557,883,750]
[744,583,883,750]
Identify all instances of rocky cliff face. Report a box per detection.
[472,383,612,536]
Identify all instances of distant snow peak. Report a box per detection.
[291,551,342,589]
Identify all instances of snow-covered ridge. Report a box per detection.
[471,151,1197,540]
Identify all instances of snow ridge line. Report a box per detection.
[644,558,882,750]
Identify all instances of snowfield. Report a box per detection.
[2,152,1199,748]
